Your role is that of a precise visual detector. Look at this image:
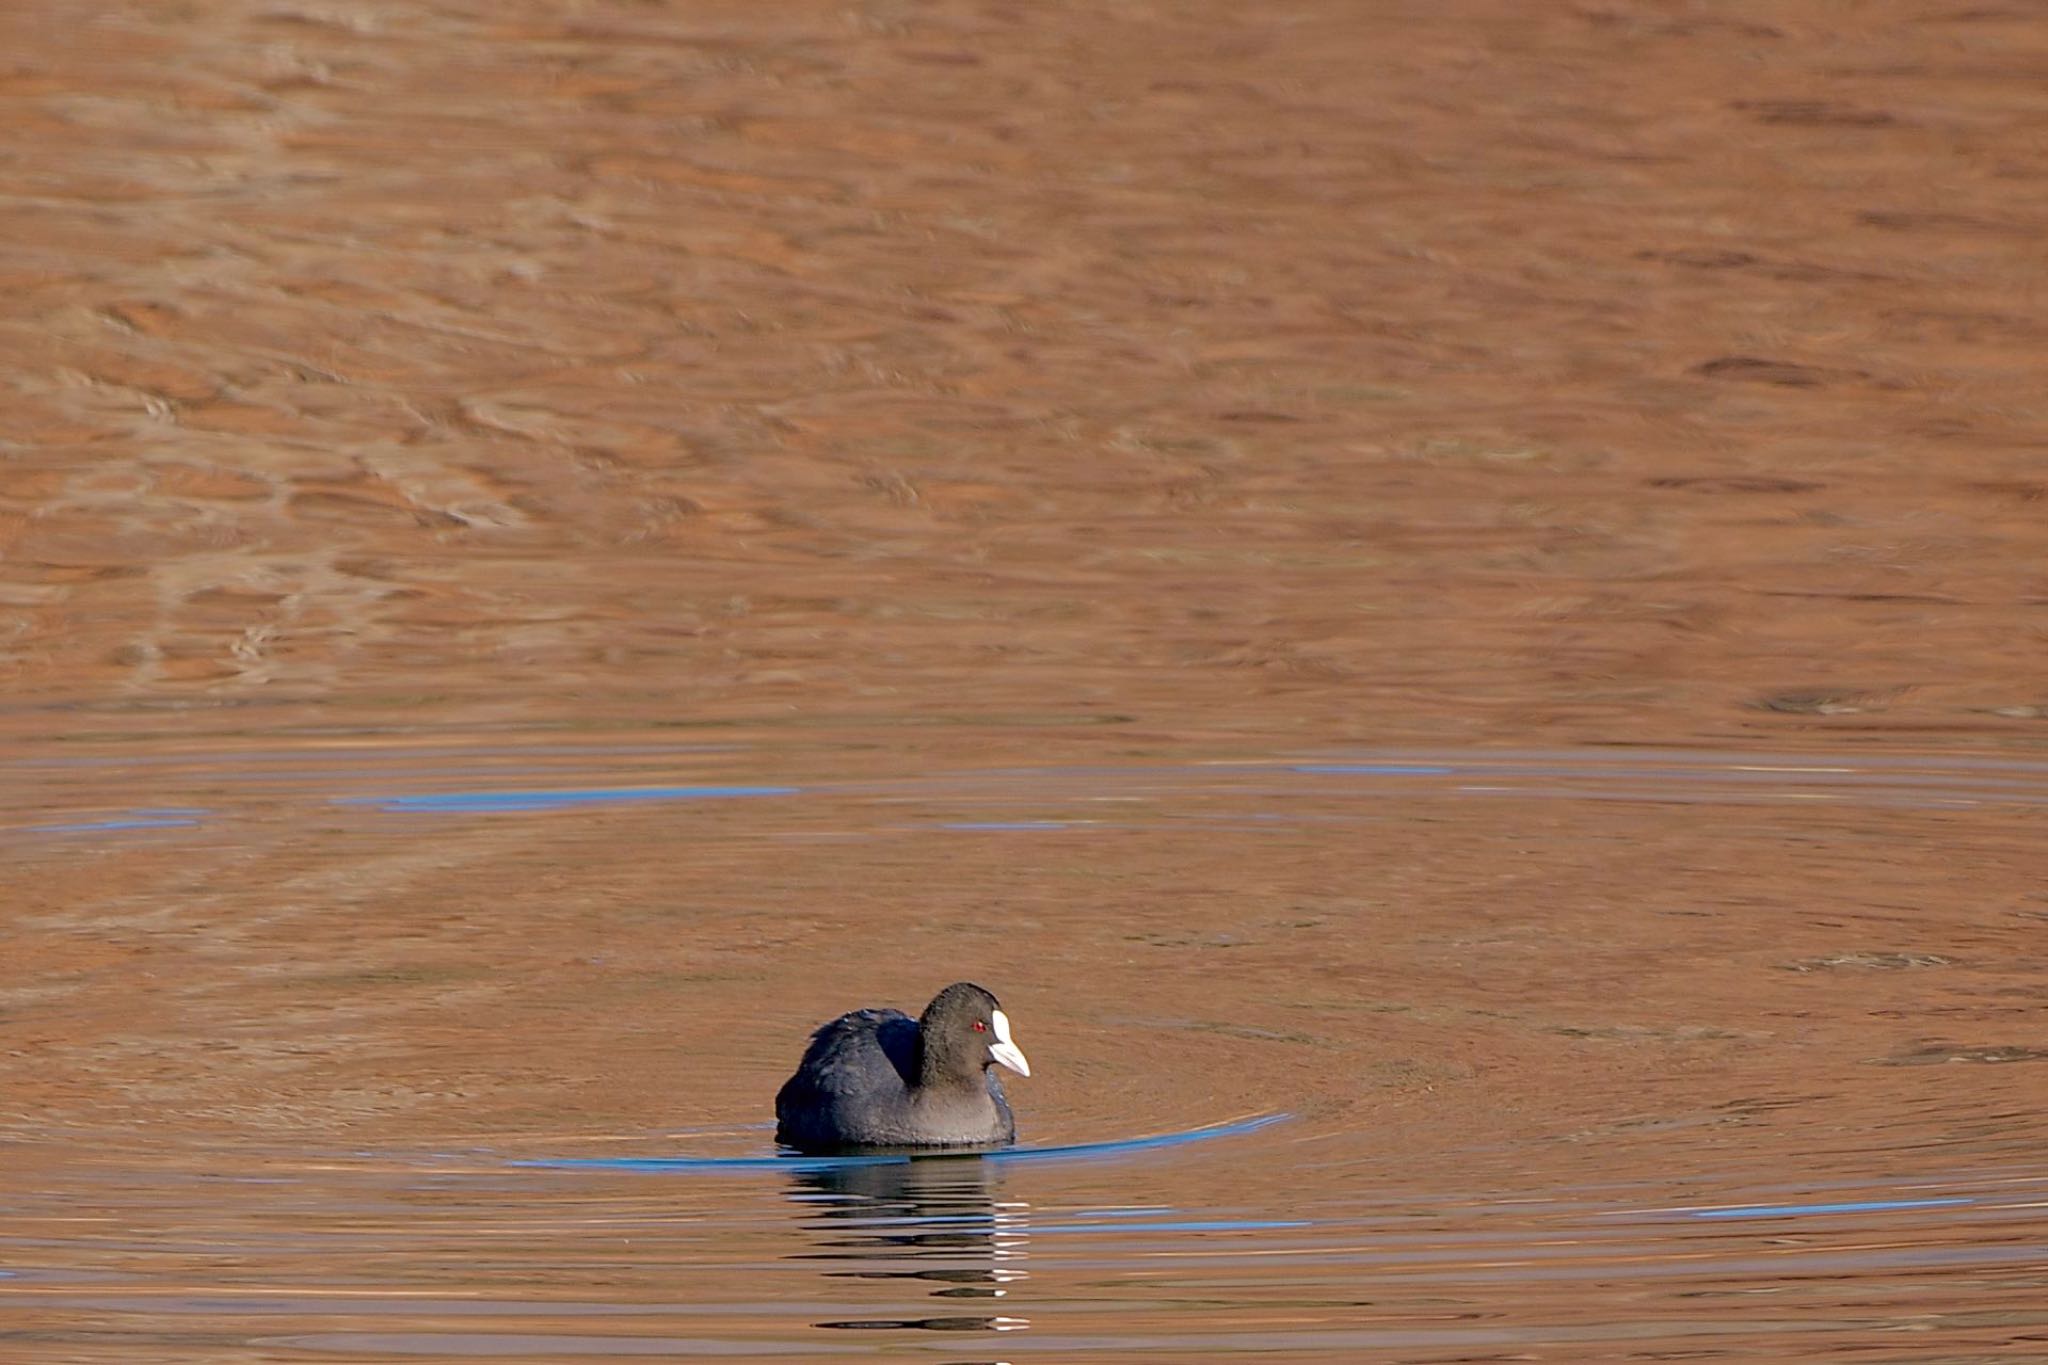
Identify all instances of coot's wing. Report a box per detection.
[775,1008,917,1146]
[870,1013,918,1085]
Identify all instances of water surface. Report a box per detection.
[6,738,2046,1360]
[3,0,2045,1357]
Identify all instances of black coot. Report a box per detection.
[774,982,1032,1153]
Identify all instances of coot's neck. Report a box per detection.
[913,1026,983,1090]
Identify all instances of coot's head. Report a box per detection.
[920,982,1031,1080]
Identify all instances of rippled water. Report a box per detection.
[6,737,2047,1359]
[20,740,2048,841]
[5,0,2046,1356]
[9,1113,2047,1360]
[8,1125,2048,1359]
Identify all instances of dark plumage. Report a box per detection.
[774,982,1032,1153]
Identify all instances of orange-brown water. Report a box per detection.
[4,1,2047,1360]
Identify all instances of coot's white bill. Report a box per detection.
[989,1008,1030,1077]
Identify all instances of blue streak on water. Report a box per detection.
[1687,1196,1976,1220]
[343,785,799,814]
[983,1113,1288,1164]
[1291,764,1456,776]
[942,820,1075,831]
[20,809,208,835]
[513,1113,1289,1174]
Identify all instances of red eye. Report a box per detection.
[972,1020,987,1032]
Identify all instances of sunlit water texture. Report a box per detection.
[5,737,2047,1359]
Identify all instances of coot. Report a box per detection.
[774,982,1031,1153]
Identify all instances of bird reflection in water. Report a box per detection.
[788,1155,1030,1338]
